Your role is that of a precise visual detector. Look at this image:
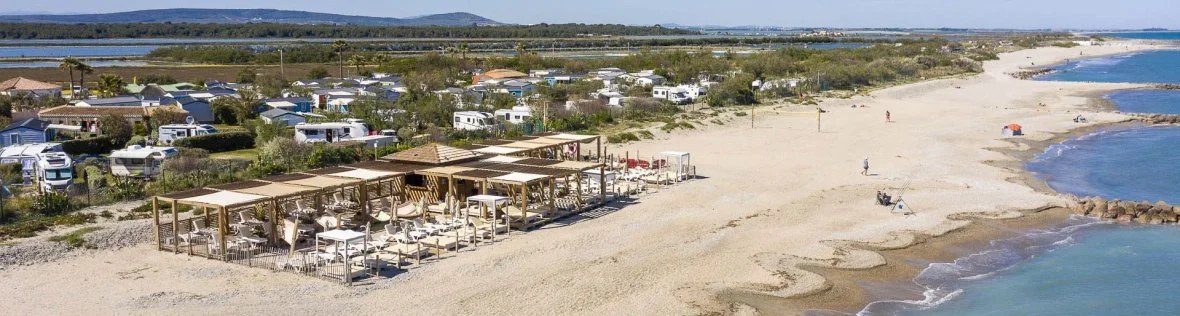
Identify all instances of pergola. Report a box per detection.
[151,133,607,262]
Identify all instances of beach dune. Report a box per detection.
[0,42,1161,315]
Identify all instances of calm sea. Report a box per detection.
[861,46,1180,315]
[1099,31,1180,40]
[1034,50,1180,84]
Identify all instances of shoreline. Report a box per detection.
[749,47,1167,314]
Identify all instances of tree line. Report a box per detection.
[0,23,698,39]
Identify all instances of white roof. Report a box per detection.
[328,98,355,106]
[0,143,61,158]
[317,229,366,242]
[491,172,547,183]
[328,168,397,180]
[295,122,353,129]
[482,155,524,163]
[546,133,599,141]
[660,151,689,157]
[180,191,268,207]
[267,101,297,108]
[473,146,528,155]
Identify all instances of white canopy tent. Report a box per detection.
[659,151,692,181]
[315,229,367,284]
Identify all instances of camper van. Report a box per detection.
[0,143,64,185]
[494,106,534,124]
[453,111,497,131]
[294,119,370,143]
[157,123,217,145]
[35,152,73,191]
[652,86,691,104]
[110,145,179,178]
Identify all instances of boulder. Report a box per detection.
[1149,215,1164,225]
[1092,199,1108,215]
[1134,214,1150,224]
[1117,214,1135,223]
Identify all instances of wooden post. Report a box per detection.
[521,183,529,228]
[359,182,370,217]
[575,172,583,208]
[599,166,606,206]
[270,199,280,245]
[218,206,228,261]
[171,200,179,254]
[152,197,160,251]
[548,179,556,216]
[596,137,602,163]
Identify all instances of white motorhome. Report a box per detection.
[0,143,64,185]
[157,123,217,145]
[110,145,179,178]
[453,111,497,131]
[35,152,72,191]
[652,86,691,104]
[294,119,369,143]
[493,106,534,124]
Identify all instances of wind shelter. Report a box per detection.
[153,189,269,259]
[315,229,366,284]
[486,172,551,227]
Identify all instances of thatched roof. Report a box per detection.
[384,143,480,165]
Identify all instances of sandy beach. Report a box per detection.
[0,41,1165,315]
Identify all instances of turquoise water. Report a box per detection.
[1106,89,1180,114]
[867,220,1180,316]
[1025,125,1180,205]
[1100,31,1180,40]
[1034,50,1180,84]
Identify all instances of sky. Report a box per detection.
[5,0,1179,29]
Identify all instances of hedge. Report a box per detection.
[172,132,255,153]
[62,136,120,155]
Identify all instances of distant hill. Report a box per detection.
[0,8,503,26]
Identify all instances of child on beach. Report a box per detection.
[885,111,891,122]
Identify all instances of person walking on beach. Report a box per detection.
[885,110,891,123]
[862,157,870,176]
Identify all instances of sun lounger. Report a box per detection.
[238,211,264,227]
[419,235,460,252]
[234,226,266,248]
[382,242,430,259]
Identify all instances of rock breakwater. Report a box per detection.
[1072,197,1178,224]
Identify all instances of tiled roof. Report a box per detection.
[0,77,60,91]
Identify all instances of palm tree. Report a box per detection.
[459,43,470,60]
[332,40,349,77]
[445,46,457,59]
[58,58,79,99]
[74,62,93,98]
[96,74,127,98]
[349,54,368,75]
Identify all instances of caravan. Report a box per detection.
[0,143,65,187]
[652,86,691,104]
[110,145,179,178]
[453,111,497,131]
[493,106,534,124]
[35,152,72,191]
[157,123,217,145]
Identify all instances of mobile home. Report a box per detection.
[0,143,64,184]
[35,152,73,191]
[652,86,691,104]
[157,123,217,145]
[294,119,369,143]
[493,106,534,124]
[110,145,179,178]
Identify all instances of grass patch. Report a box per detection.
[47,226,103,249]
[0,213,98,241]
[635,130,654,140]
[733,111,748,117]
[209,148,260,160]
[660,121,698,133]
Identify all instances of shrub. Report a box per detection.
[1051,41,1080,48]
[607,132,640,144]
[62,136,120,155]
[0,163,21,185]
[173,132,254,153]
[32,192,76,216]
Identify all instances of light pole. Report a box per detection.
[279,48,285,80]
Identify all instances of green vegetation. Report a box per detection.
[1052,41,1080,48]
[47,226,102,249]
[0,23,698,40]
[172,132,255,153]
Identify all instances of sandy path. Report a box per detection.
[0,42,1162,315]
